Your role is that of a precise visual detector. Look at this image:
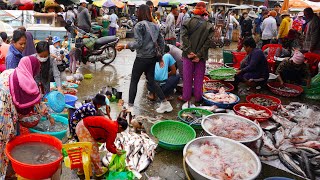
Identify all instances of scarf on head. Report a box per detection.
[9,56,41,114]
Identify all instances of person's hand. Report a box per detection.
[236,70,242,75]
[115,44,125,51]
[48,115,55,125]
[192,57,200,63]
[39,104,49,116]
[159,59,165,68]
[116,149,123,155]
[279,80,284,86]
[187,52,196,59]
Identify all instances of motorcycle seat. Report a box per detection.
[95,36,117,47]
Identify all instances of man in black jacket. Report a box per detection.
[77,0,91,33]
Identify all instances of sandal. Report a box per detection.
[96,167,108,177]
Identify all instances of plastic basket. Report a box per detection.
[305,94,320,100]
[267,82,303,97]
[45,91,66,113]
[303,86,320,95]
[178,108,213,129]
[203,91,240,109]
[151,120,196,151]
[203,80,234,92]
[5,134,63,180]
[29,114,68,140]
[65,94,78,107]
[246,94,281,111]
[209,68,236,80]
[232,52,246,69]
[233,103,272,122]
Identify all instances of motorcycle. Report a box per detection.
[68,24,119,65]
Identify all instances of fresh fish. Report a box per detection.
[310,155,320,169]
[259,146,278,156]
[285,147,301,154]
[275,127,285,148]
[315,169,320,176]
[262,132,277,151]
[271,115,296,129]
[300,151,315,180]
[296,147,320,155]
[259,120,279,131]
[296,141,320,150]
[137,154,151,172]
[278,151,306,177]
[290,136,313,144]
[253,138,263,154]
[288,126,303,138]
[278,139,294,151]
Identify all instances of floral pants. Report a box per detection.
[75,120,103,174]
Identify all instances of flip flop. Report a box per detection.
[96,167,108,177]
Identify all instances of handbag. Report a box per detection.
[143,21,163,62]
[57,60,67,72]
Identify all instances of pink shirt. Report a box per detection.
[0,43,10,61]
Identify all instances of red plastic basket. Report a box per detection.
[5,134,63,179]
[233,103,272,122]
[267,82,303,97]
[204,80,234,92]
[63,88,78,96]
[246,94,281,111]
[232,52,246,69]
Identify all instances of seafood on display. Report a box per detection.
[204,81,231,91]
[186,140,258,180]
[204,116,260,141]
[204,87,238,104]
[181,111,206,124]
[250,97,277,107]
[275,86,299,94]
[101,132,157,178]
[238,106,270,118]
[253,102,320,179]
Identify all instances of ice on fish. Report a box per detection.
[33,120,67,132]
[11,142,61,165]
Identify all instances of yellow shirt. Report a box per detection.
[278,17,291,39]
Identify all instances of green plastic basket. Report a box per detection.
[209,68,236,80]
[223,50,233,64]
[178,108,213,130]
[303,86,320,95]
[305,94,320,100]
[151,120,196,151]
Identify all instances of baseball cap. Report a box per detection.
[79,0,89,4]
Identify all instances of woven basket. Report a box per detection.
[151,120,196,151]
[178,108,213,129]
[209,68,236,80]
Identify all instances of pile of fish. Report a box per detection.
[250,97,277,107]
[204,116,260,141]
[204,81,231,91]
[253,102,320,179]
[238,106,270,118]
[33,120,68,132]
[275,86,300,94]
[204,87,238,104]
[181,110,206,124]
[100,131,157,178]
[187,140,258,179]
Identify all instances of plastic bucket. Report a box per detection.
[29,114,68,140]
[65,94,78,107]
[223,50,233,64]
[5,134,63,179]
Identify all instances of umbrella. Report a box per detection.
[289,0,310,9]
[0,21,14,37]
[281,0,289,12]
[93,0,105,7]
[103,0,115,7]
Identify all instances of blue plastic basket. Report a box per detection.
[203,91,240,109]
[65,94,78,107]
[29,114,68,140]
[45,91,66,113]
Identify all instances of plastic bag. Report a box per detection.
[107,171,134,180]
[311,73,320,86]
[108,151,127,172]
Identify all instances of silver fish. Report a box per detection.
[290,136,313,144]
[275,127,285,148]
[259,155,279,161]
[262,132,277,151]
[259,120,279,131]
[271,115,296,129]
[278,139,294,151]
[259,146,278,156]
[296,141,320,150]
[137,154,151,172]
[288,126,303,138]
[300,151,315,180]
[296,147,320,155]
[278,151,307,177]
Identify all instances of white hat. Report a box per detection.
[0,37,3,46]
[248,11,258,19]
[79,0,89,4]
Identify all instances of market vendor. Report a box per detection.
[0,56,52,179]
[76,116,128,177]
[235,38,269,87]
[70,94,106,141]
[276,50,311,87]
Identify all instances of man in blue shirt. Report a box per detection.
[147,53,180,100]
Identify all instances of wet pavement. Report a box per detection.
[60,40,317,180]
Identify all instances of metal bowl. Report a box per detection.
[183,136,262,180]
[201,114,263,143]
